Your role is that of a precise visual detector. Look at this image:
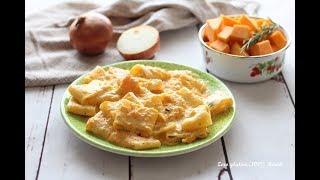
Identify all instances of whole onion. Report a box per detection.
[69,12,113,55]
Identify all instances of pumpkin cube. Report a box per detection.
[249,40,274,56]
[202,29,209,42]
[230,42,249,56]
[271,44,280,52]
[269,30,287,49]
[255,19,265,27]
[221,15,239,26]
[233,15,241,21]
[230,25,250,42]
[209,40,230,53]
[217,26,233,43]
[239,14,259,31]
[204,24,216,42]
[206,17,223,39]
[264,19,272,26]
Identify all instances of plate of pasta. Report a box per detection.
[60,60,236,157]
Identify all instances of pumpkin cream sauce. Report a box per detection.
[67,64,233,150]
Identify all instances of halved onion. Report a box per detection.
[117,25,160,60]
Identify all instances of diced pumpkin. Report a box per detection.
[233,16,241,21]
[260,21,268,28]
[260,20,274,33]
[202,29,209,42]
[249,31,255,37]
[204,23,216,42]
[264,19,272,26]
[249,40,274,56]
[271,44,280,52]
[269,30,287,49]
[255,19,265,27]
[217,26,233,42]
[228,39,239,46]
[221,15,239,26]
[239,15,259,31]
[230,42,249,56]
[203,14,283,56]
[209,40,230,53]
[230,25,250,42]
[206,17,223,36]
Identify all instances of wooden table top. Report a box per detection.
[26,0,295,179]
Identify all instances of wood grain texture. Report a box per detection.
[37,85,128,180]
[156,27,207,71]
[222,80,295,180]
[131,141,229,180]
[257,0,295,103]
[25,86,54,180]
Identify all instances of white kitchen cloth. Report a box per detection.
[25,0,259,87]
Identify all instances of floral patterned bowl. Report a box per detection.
[198,19,291,83]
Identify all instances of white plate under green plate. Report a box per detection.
[60,60,236,157]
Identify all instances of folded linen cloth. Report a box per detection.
[25,0,259,87]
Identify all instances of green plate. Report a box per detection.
[60,60,236,157]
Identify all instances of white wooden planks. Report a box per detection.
[257,0,295,103]
[25,86,54,180]
[156,27,207,71]
[37,85,128,180]
[222,80,295,180]
[131,141,229,180]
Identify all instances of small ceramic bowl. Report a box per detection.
[198,16,291,83]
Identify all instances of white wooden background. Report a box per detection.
[25,0,295,179]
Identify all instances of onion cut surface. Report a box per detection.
[117,25,160,60]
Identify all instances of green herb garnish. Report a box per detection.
[240,18,279,53]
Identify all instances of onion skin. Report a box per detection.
[69,12,113,55]
[119,37,160,60]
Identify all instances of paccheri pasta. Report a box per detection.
[66,64,233,150]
